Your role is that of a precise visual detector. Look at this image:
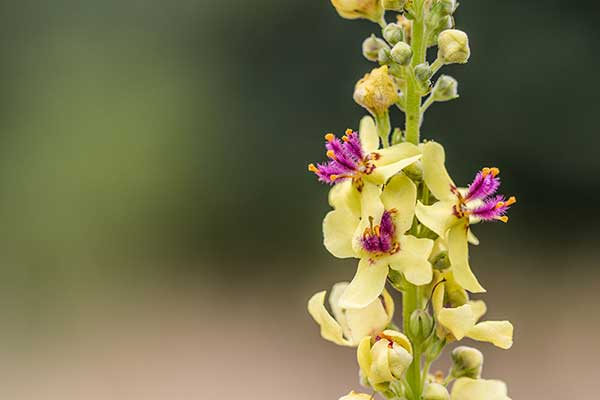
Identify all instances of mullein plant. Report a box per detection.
[307,1,516,399]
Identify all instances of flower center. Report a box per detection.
[308,129,380,191]
[360,210,400,257]
[451,167,516,223]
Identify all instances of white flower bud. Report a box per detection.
[451,346,484,379]
[414,62,433,83]
[357,330,413,387]
[383,23,404,45]
[423,383,450,400]
[363,35,389,62]
[431,75,458,101]
[390,41,413,66]
[437,29,470,64]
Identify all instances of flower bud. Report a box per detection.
[451,346,484,379]
[437,29,470,64]
[431,75,458,102]
[383,0,406,12]
[390,41,413,66]
[357,330,413,387]
[414,62,433,83]
[423,383,450,400]
[383,23,404,45]
[339,391,373,400]
[363,35,389,62]
[330,0,384,23]
[409,309,434,344]
[429,250,450,270]
[353,66,400,116]
[378,47,392,65]
[439,0,457,15]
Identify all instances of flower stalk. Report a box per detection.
[306,1,515,399]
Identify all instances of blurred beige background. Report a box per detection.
[0,0,598,398]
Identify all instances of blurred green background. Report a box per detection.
[0,0,597,398]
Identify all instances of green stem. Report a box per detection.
[375,111,391,147]
[404,1,427,145]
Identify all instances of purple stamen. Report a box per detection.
[360,210,399,256]
[309,130,376,186]
[465,169,501,201]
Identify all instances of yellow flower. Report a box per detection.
[415,142,515,293]
[310,115,422,210]
[450,378,511,400]
[438,29,471,64]
[330,0,384,23]
[354,66,400,117]
[357,330,413,389]
[308,282,394,347]
[323,174,434,309]
[431,273,514,349]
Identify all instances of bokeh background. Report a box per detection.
[0,0,598,398]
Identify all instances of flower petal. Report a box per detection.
[359,115,379,154]
[329,180,361,216]
[421,141,455,201]
[469,300,487,322]
[357,336,373,379]
[339,391,374,400]
[376,142,420,165]
[329,282,352,339]
[415,200,457,238]
[437,304,476,340]
[467,321,514,349]
[388,235,434,286]
[369,154,422,185]
[381,173,417,234]
[451,378,510,400]
[352,182,385,253]
[448,222,486,293]
[307,291,352,346]
[323,208,359,258]
[346,292,393,343]
[467,229,480,245]
[339,257,389,309]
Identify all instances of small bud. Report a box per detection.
[423,383,450,400]
[431,75,458,102]
[353,66,400,116]
[409,309,434,343]
[383,0,406,12]
[414,62,433,82]
[430,250,450,270]
[439,0,457,15]
[378,47,392,65]
[451,346,484,379]
[390,41,413,66]
[330,0,384,23]
[438,29,471,64]
[363,35,389,62]
[383,23,404,46]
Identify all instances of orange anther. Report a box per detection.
[308,163,319,173]
[496,216,509,223]
[345,129,353,135]
[505,196,517,206]
[326,150,336,159]
[324,133,335,142]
